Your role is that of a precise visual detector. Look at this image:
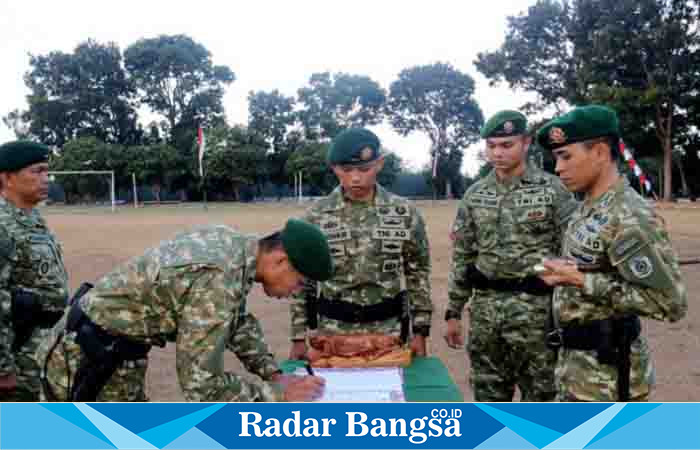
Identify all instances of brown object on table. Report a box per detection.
[308,334,412,368]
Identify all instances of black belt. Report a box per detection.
[466,264,553,296]
[318,296,405,324]
[546,315,640,401]
[307,291,410,342]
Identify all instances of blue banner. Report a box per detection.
[1,403,699,449]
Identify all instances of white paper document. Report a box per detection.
[295,367,405,402]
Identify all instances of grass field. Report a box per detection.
[43,200,700,401]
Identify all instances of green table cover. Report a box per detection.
[280,356,463,402]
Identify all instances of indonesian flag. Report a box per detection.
[432,150,439,179]
[619,140,652,193]
[197,127,206,178]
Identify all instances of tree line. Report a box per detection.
[5,0,700,202]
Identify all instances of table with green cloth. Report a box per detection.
[279,356,464,402]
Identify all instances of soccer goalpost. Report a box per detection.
[48,170,116,212]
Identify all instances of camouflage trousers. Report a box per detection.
[0,328,48,402]
[35,316,149,402]
[468,289,557,402]
[555,335,654,402]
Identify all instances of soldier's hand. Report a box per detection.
[410,335,427,356]
[0,373,17,392]
[282,375,325,402]
[289,340,307,360]
[444,319,464,349]
[539,259,585,288]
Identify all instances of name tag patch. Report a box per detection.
[373,228,411,241]
[379,216,406,228]
[326,228,351,243]
[468,196,500,208]
[381,240,403,254]
[515,194,553,207]
[382,259,401,273]
[377,205,410,217]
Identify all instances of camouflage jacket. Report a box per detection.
[290,184,432,339]
[447,165,578,318]
[80,225,282,402]
[554,178,687,324]
[552,178,687,401]
[0,196,68,376]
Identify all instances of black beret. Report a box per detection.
[0,140,50,172]
[281,218,334,281]
[481,110,528,138]
[327,128,381,166]
[537,105,621,151]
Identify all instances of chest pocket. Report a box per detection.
[565,219,606,265]
[515,189,555,234]
[320,215,352,273]
[21,234,66,286]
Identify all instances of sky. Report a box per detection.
[0,0,539,176]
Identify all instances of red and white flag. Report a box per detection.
[432,150,439,179]
[197,127,206,178]
[619,140,653,194]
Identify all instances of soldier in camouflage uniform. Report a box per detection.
[0,141,69,401]
[37,219,332,402]
[289,128,432,360]
[445,111,578,402]
[537,105,687,402]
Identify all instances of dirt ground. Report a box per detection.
[43,200,700,401]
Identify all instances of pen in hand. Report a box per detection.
[304,361,315,376]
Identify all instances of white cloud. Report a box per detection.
[0,0,538,176]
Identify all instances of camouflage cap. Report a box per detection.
[480,110,528,138]
[537,105,621,151]
[327,128,381,166]
[0,140,50,172]
[281,218,334,281]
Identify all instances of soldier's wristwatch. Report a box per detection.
[444,310,461,321]
[412,326,430,337]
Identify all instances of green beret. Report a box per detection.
[537,105,621,151]
[327,128,381,166]
[480,110,528,138]
[281,218,333,281]
[0,140,50,172]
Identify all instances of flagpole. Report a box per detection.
[431,148,438,206]
[198,127,208,211]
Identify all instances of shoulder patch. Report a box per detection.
[628,255,653,279]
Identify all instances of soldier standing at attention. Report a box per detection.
[38,219,332,402]
[0,140,69,401]
[288,128,432,360]
[536,105,687,402]
[445,111,578,401]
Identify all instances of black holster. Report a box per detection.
[464,264,553,296]
[11,289,64,352]
[546,315,640,401]
[307,291,411,343]
[66,303,151,402]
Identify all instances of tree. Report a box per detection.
[248,90,297,193]
[204,125,268,201]
[475,0,700,200]
[297,72,386,140]
[377,152,403,188]
[5,39,140,147]
[285,141,336,195]
[386,62,484,198]
[126,143,186,202]
[50,137,130,203]
[124,34,235,139]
